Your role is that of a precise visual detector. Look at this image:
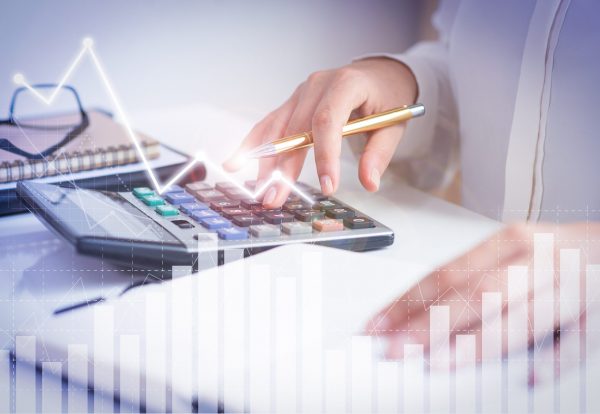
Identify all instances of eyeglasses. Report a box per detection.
[0,84,89,160]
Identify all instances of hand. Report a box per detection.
[366,222,600,366]
[223,58,417,207]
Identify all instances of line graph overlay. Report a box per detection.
[13,38,313,204]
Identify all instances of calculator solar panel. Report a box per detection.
[17,179,394,271]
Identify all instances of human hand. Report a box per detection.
[223,58,417,207]
[366,222,600,366]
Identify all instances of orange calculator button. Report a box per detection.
[312,219,344,232]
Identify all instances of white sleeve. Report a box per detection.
[351,0,461,191]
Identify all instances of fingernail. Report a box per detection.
[263,187,277,205]
[370,168,380,191]
[320,175,333,195]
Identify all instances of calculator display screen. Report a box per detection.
[38,185,181,245]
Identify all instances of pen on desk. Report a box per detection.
[245,103,425,159]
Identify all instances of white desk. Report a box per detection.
[0,104,501,411]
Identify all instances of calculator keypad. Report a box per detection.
[132,181,383,242]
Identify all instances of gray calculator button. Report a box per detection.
[281,221,313,235]
[250,224,281,238]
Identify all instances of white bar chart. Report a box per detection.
[429,305,449,413]
[41,361,62,413]
[223,254,246,413]
[376,360,400,413]
[67,344,88,413]
[145,292,167,412]
[300,251,323,413]
[196,259,219,410]
[533,233,555,413]
[325,349,347,413]
[351,335,373,413]
[94,304,115,413]
[455,334,476,413]
[5,235,600,413]
[507,265,529,414]
[482,292,502,413]
[559,249,580,414]
[403,344,424,413]
[587,264,600,412]
[249,264,272,413]
[275,277,297,413]
[15,335,36,413]
[171,267,194,412]
[0,350,10,413]
[119,335,141,413]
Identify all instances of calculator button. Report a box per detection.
[195,190,227,202]
[215,182,237,193]
[240,198,262,209]
[142,195,165,206]
[185,181,213,192]
[263,211,295,224]
[282,221,313,235]
[171,219,194,229]
[224,189,250,201]
[312,219,344,232]
[283,202,305,212]
[210,200,240,211]
[200,217,232,230]
[163,184,184,194]
[315,200,341,210]
[166,191,195,205]
[133,187,154,198]
[221,208,252,219]
[308,190,329,201]
[343,216,375,229]
[325,208,355,219]
[232,215,264,227]
[245,180,258,190]
[180,202,208,214]
[156,205,179,216]
[253,208,282,217]
[190,209,219,221]
[217,226,249,240]
[250,224,281,238]
[294,209,325,222]
[286,194,301,203]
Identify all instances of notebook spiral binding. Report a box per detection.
[0,141,160,183]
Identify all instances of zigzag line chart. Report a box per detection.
[12,38,313,204]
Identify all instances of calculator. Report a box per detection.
[17,179,394,272]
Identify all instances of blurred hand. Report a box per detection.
[223,58,417,207]
[366,222,600,366]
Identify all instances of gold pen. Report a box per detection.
[245,103,425,159]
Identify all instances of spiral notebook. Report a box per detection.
[0,110,160,183]
[0,110,196,215]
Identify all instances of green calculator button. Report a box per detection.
[133,187,155,198]
[142,195,165,206]
[156,205,179,216]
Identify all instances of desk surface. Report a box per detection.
[0,104,501,410]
